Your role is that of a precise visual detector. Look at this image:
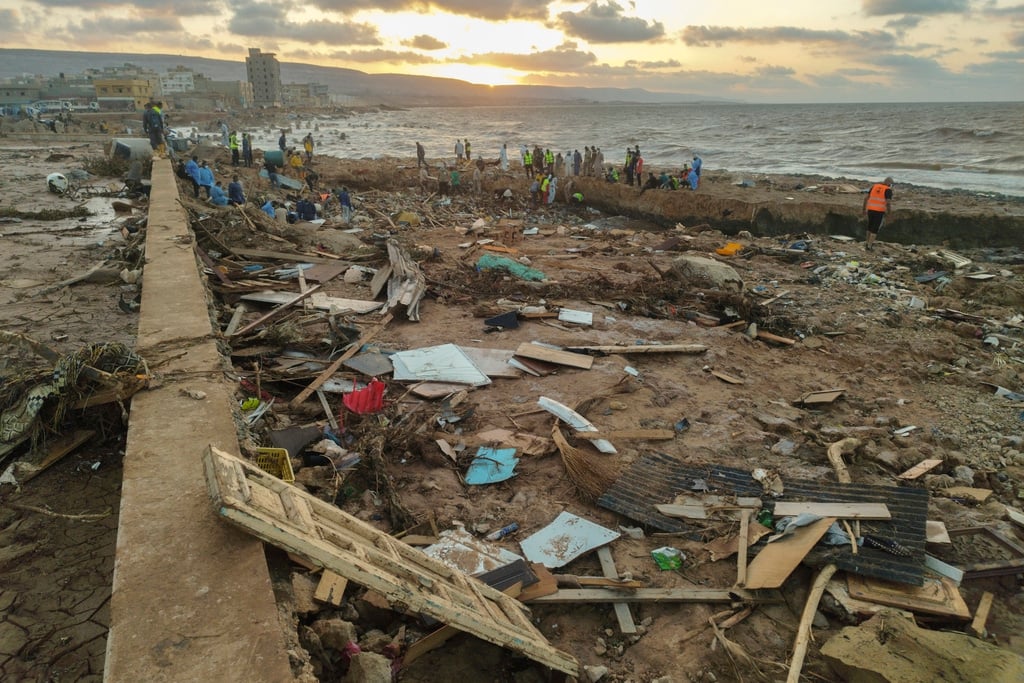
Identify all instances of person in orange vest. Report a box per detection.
[863,177,894,251]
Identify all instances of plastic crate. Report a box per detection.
[254,447,294,483]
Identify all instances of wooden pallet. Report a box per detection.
[202,446,578,676]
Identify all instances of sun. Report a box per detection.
[427,63,521,87]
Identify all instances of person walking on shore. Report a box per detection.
[278,130,287,153]
[499,143,509,172]
[242,133,253,167]
[863,177,894,251]
[303,133,314,163]
[416,141,426,168]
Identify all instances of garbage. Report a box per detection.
[465,447,519,485]
[342,378,386,414]
[475,253,547,281]
[650,546,685,570]
[519,512,620,568]
[485,523,520,541]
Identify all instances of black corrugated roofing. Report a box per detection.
[598,451,929,585]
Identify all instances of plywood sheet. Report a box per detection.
[202,446,577,676]
[897,458,943,480]
[392,344,491,387]
[846,574,969,619]
[458,346,523,379]
[744,517,835,589]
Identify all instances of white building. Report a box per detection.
[159,67,196,94]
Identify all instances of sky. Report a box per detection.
[0,0,1022,102]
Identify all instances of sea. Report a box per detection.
[246,101,1024,199]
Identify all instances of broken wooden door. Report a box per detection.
[202,445,578,676]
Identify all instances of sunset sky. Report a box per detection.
[0,0,1021,102]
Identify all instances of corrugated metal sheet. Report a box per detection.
[598,451,929,585]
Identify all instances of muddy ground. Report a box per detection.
[1,130,1022,683]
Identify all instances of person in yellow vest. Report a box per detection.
[862,177,893,251]
[522,149,533,177]
[289,149,306,179]
[303,133,314,163]
[544,149,554,175]
[229,131,239,166]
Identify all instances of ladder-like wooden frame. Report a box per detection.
[202,445,578,676]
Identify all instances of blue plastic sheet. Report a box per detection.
[465,447,519,485]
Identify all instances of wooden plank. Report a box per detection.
[403,625,460,667]
[744,517,836,589]
[17,429,96,483]
[232,284,323,337]
[514,343,594,370]
[459,346,523,379]
[313,571,348,606]
[897,458,943,480]
[202,446,578,677]
[704,520,773,562]
[565,343,707,355]
[527,588,783,604]
[580,429,675,441]
[926,520,951,545]
[1007,506,1024,529]
[969,592,995,638]
[596,547,636,635]
[736,509,751,587]
[772,502,891,520]
[224,303,247,336]
[290,314,392,407]
[797,389,846,405]
[518,563,558,602]
[230,247,344,264]
[712,370,744,385]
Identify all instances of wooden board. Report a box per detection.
[937,487,993,504]
[772,502,891,520]
[796,389,846,405]
[711,370,744,385]
[566,343,707,355]
[846,574,970,619]
[1006,506,1024,529]
[518,563,558,602]
[897,458,943,480]
[514,343,594,370]
[313,571,348,606]
[744,517,836,589]
[202,446,578,676]
[926,520,951,545]
[969,592,995,637]
[596,547,636,635]
[17,429,96,483]
[527,588,783,604]
[704,521,773,562]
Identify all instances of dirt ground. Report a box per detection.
[1,129,1023,683]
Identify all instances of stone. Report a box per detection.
[310,618,358,652]
[358,629,392,654]
[952,465,975,485]
[343,652,392,683]
[812,609,830,629]
[670,255,744,292]
[771,439,798,456]
[584,664,609,682]
[291,572,319,615]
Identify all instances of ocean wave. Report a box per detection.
[928,126,1011,141]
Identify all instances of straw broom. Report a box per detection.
[548,390,628,501]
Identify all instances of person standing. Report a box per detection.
[634,152,644,188]
[278,130,287,153]
[522,148,534,177]
[184,155,201,197]
[338,187,352,223]
[242,133,253,167]
[472,163,482,194]
[573,149,581,176]
[464,139,471,160]
[229,131,239,166]
[416,141,426,168]
[692,154,703,178]
[197,160,214,197]
[220,120,229,147]
[303,133,314,163]
[499,143,509,172]
[863,177,893,251]
[454,139,464,162]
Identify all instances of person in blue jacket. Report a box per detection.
[197,161,214,198]
[227,175,245,205]
[261,198,276,218]
[184,155,201,197]
[209,182,229,206]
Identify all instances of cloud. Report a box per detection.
[329,48,437,64]
[403,34,447,50]
[454,45,597,72]
[624,59,682,69]
[309,0,551,21]
[27,0,218,13]
[556,1,665,43]
[862,0,969,15]
[228,2,381,46]
[680,25,898,52]
[61,14,186,38]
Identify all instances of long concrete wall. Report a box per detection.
[104,159,291,681]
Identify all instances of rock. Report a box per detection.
[310,618,358,651]
[583,664,609,682]
[953,465,976,485]
[291,572,319,615]
[821,610,1024,683]
[355,590,395,628]
[670,255,744,292]
[771,439,798,456]
[812,609,830,629]
[343,652,392,683]
[754,413,799,434]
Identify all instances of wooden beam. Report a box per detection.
[772,502,891,520]
[969,592,994,638]
[290,313,393,407]
[736,509,751,587]
[313,571,348,606]
[230,284,322,337]
[566,343,707,355]
[596,547,636,635]
[526,588,782,604]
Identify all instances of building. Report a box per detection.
[193,74,254,108]
[159,66,196,94]
[94,78,155,111]
[245,48,282,108]
[283,82,330,107]
[0,84,42,109]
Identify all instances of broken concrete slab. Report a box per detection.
[670,254,744,292]
[821,610,1024,683]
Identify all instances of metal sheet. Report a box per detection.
[519,512,620,568]
[391,343,491,386]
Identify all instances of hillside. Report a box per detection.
[0,48,732,106]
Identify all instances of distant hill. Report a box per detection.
[0,49,731,106]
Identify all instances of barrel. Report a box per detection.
[263,149,284,166]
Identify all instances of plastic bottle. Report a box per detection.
[485,523,519,541]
